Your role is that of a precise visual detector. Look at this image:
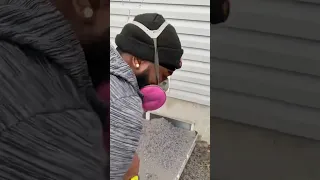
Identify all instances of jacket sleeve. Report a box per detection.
[110,95,143,179]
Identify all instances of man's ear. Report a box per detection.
[132,56,142,69]
[72,0,95,22]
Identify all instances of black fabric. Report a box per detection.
[211,0,230,24]
[82,30,110,88]
[0,0,106,179]
[115,13,183,71]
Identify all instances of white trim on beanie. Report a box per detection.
[128,20,169,39]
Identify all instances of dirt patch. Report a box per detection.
[137,118,197,180]
[180,141,211,180]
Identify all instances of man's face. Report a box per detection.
[135,61,173,89]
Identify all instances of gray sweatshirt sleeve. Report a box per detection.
[110,95,143,179]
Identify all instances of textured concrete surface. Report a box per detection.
[151,97,210,142]
[180,141,210,180]
[212,118,320,180]
[137,118,196,180]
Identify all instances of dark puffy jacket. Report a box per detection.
[0,0,106,179]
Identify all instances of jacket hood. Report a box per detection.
[110,43,141,94]
[0,0,92,91]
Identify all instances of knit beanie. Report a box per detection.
[115,13,183,71]
[211,0,230,24]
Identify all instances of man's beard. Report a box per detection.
[82,31,110,88]
[136,69,150,89]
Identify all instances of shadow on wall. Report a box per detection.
[212,118,320,180]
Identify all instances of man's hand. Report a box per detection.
[123,153,140,180]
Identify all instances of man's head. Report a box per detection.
[115,13,183,89]
[52,0,110,86]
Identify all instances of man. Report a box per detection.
[0,0,108,179]
[110,13,183,179]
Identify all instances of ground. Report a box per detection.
[180,141,210,180]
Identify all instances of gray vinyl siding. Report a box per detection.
[211,0,320,140]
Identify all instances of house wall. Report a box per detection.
[211,0,320,140]
[212,118,320,180]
